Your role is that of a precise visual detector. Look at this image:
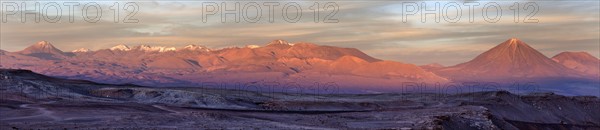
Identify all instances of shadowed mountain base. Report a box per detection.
[1,69,598,129]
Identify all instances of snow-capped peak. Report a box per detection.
[182,44,211,52]
[183,44,206,50]
[18,40,65,54]
[137,45,154,51]
[72,48,91,53]
[110,44,131,51]
[508,38,522,45]
[32,41,58,50]
[37,41,50,46]
[162,47,177,52]
[267,40,294,46]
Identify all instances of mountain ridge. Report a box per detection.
[1,39,597,92]
[1,40,447,90]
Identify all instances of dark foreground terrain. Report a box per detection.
[0,69,599,129]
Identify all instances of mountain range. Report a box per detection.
[0,38,598,94]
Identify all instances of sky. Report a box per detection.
[1,0,599,66]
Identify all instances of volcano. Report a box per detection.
[17,41,66,60]
[18,41,63,54]
[552,51,600,77]
[435,38,580,81]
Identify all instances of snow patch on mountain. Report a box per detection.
[72,48,91,53]
[182,44,211,52]
[246,45,261,49]
[110,44,178,52]
[267,40,294,46]
[110,44,131,51]
[135,45,177,52]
